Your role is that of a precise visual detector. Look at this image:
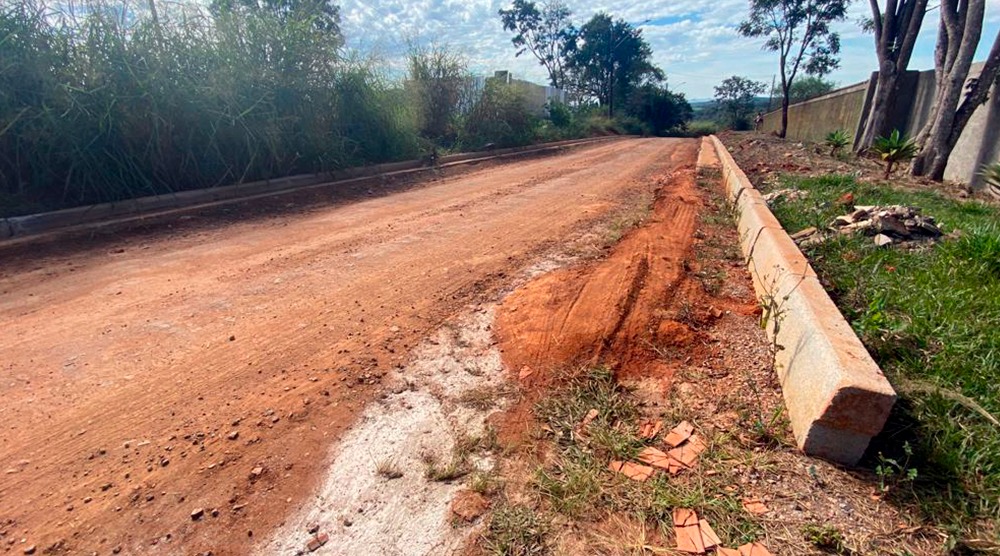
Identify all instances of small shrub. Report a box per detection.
[980,161,1000,199]
[547,101,572,128]
[871,130,917,180]
[375,458,403,480]
[802,523,848,553]
[460,79,538,150]
[824,129,851,156]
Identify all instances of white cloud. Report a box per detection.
[337,0,1000,99]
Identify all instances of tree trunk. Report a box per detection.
[858,0,929,151]
[911,0,986,178]
[859,63,898,149]
[918,30,1000,179]
[779,94,789,138]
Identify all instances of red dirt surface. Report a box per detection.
[0,138,696,555]
[496,141,702,385]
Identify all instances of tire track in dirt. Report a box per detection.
[0,138,695,555]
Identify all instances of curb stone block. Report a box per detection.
[702,135,896,465]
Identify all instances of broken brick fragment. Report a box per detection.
[664,421,694,447]
[638,419,663,440]
[608,460,654,482]
[673,508,706,554]
[306,532,329,552]
[637,447,671,470]
[667,434,706,468]
[697,519,721,549]
[741,498,769,515]
[738,542,774,556]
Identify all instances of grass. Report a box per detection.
[479,368,767,551]
[766,173,1000,537]
[423,429,498,483]
[458,384,512,411]
[482,503,549,555]
[802,523,849,554]
[375,458,404,480]
[1,0,657,219]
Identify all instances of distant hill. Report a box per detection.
[691,97,774,122]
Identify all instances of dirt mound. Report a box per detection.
[495,155,702,386]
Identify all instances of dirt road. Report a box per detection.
[0,138,697,554]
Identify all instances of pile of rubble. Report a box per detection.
[792,205,943,247]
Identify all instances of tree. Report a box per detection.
[909,0,1000,180]
[406,45,469,142]
[461,79,536,149]
[714,76,767,129]
[498,0,573,88]
[626,85,693,135]
[564,13,663,117]
[856,0,929,150]
[739,0,849,138]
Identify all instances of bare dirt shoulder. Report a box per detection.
[471,152,941,555]
[717,130,981,201]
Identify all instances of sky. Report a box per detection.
[337,0,1000,100]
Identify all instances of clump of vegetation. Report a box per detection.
[713,75,767,130]
[870,130,918,179]
[482,503,548,556]
[0,0,421,217]
[802,523,849,554]
[824,129,851,156]
[767,173,1000,538]
[460,79,538,150]
[980,161,1000,199]
[1,0,698,217]
[375,458,404,480]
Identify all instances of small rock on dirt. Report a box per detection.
[305,532,329,552]
[874,233,894,247]
[191,508,205,521]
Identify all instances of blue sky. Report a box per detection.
[337,0,1000,100]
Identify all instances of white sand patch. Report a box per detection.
[258,306,507,556]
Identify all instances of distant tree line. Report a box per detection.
[498,0,693,136]
[0,0,689,217]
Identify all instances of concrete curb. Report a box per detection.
[0,136,620,244]
[700,135,896,465]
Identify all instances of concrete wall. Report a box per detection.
[760,82,869,143]
[760,62,999,188]
[493,71,566,117]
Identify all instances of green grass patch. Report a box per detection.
[521,368,764,547]
[482,503,549,555]
[767,174,1000,535]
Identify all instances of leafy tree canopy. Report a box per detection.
[564,13,663,113]
[714,75,767,129]
[498,0,573,88]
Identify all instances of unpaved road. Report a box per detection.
[0,138,697,555]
